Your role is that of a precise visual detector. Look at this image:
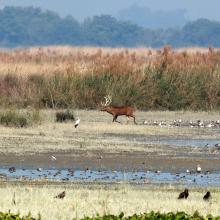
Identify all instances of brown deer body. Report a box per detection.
[101,96,137,124]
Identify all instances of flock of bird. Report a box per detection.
[6,161,214,203]
[72,115,220,129]
[70,116,220,128]
[178,189,211,201]
[53,189,211,201]
[143,119,220,128]
[7,115,218,203]
[6,163,211,183]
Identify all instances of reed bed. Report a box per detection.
[0,46,220,110]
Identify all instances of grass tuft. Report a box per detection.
[0,110,42,127]
[55,109,75,122]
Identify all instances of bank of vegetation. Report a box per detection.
[0,46,220,111]
[0,211,219,220]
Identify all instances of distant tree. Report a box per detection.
[82,15,146,47]
[0,6,81,47]
[1,7,220,48]
[181,19,220,47]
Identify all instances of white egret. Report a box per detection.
[74,118,80,128]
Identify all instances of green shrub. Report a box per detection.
[56,109,75,122]
[0,211,219,220]
[74,211,220,220]
[0,110,42,128]
[0,211,40,220]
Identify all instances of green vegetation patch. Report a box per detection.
[55,109,75,122]
[0,211,40,220]
[0,110,42,128]
[0,211,219,220]
[76,211,220,220]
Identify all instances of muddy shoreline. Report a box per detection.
[1,148,220,173]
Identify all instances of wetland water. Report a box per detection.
[0,116,219,186]
[1,167,220,187]
[104,133,220,147]
[146,139,219,147]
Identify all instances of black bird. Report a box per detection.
[9,167,16,173]
[203,191,211,201]
[55,191,66,199]
[178,188,189,199]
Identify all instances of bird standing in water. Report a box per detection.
[197,164,202,173]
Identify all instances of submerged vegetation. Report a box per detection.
[0,46,220,111]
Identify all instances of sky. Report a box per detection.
[1,0,220,22]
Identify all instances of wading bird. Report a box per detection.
[178,188,189,199]
[100,95,137,124]
[186,169,190,174]
[74,118,80,128]
[55,191,66,199]
[197,164,202,173]
[50,155,57,161]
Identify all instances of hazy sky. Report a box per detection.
[1,0,220,21]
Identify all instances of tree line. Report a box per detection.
[0,6,220,48]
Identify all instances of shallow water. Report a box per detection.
[1,167,220,187]
[104,133,220,147]
[147,139,220,147]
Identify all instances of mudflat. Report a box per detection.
[0,110,219,173]
[0,148,220,173]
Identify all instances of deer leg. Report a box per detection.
[113,115,121,123]
[112,115,117,123]
[126,116,130,124]
[131,115,137,125]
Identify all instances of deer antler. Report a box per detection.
[101,95,112,106]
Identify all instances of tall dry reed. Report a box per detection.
[0,46,219,110]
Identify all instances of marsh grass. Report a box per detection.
[0,109,42,128]
[0,46,220,110]
[0,183,219,220]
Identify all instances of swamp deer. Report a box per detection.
[100,96,137,124]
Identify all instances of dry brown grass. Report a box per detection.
[0,46,217,76]
[0,183,219,220]
[0,46,220,110]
